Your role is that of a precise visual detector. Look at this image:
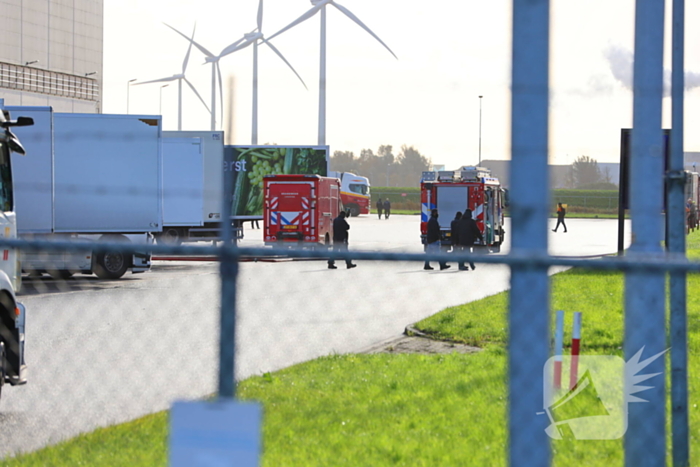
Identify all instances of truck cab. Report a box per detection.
[0,108,30,399]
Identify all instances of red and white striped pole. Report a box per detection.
[569,312,582,390]
[553,310,564,389]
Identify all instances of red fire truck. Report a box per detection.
[263,174,342,247]
[420,166,506,252]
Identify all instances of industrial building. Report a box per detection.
[0,0,103,113]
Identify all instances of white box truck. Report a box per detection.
[7,106,162,279]
[158,131,224,244]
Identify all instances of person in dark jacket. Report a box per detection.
[457,209,483,270]
[383,199,391,219]
[424,209,450,271]
[552,202,567,232]
[328,211,356,269]
[450,211,463,251]
[376,198,383,219]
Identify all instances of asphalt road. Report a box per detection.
[0,215,631,457]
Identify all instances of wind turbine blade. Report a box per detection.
[216,62,224,126]
[164,22,215,58]
[257,0,264,31]
[185,78,211,113]
[265,4,323,43]
[182,23,196,73]
[133,76,177,85]
[331,2,398,59]
[219,36,256,59]
[264,40,308,90]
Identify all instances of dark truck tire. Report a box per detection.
[347,204,360,217]
[155,227,183,245]
[94,235,130,280]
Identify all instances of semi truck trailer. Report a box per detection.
[7,106,162,279]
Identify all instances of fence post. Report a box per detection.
[509,0,551,465]
[669,0,689,465]
[218,159,239,399]
[624,1,667,465]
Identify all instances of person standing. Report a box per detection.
[328,211,356,269]
[424,209,450,271]
[457,209,483,270]
[383,198,391,219]
[376,198,383,219]
[450,211,462,252]
[552,202,567,233]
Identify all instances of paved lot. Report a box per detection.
[0,215,631,457]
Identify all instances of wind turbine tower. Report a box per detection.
[266,0,397,146]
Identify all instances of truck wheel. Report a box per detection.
[347,204,360,217]
[156,228,183,245]
[48,270,74,280]
[94,235,130,280]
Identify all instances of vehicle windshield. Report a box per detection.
[349,183,368,196]
[0,141,13,212]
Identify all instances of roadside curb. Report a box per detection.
[356,324,482,355]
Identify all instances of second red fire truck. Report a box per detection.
[420,166,506,252]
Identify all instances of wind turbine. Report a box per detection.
[134,24,210,131]
[214,0,308,143]
[163,24,246,131]
[266,0,397,146]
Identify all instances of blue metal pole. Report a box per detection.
[509,0,550,465]
[669,0,689,464]
[219,151,238,399]
[625,1,666,465]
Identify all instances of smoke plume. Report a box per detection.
[604,45,700,96]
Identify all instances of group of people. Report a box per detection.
[424,208,483,271]
[376,198,391,219]
[328,207,484,271]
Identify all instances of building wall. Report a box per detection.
[0,0,102,112]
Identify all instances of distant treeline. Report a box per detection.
[330,145,431,188]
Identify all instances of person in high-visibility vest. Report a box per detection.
[552,202,568,233]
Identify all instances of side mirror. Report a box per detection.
[15,117,34,127]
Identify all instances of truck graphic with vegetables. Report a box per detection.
[226,145,329,220]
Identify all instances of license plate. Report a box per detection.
[282,225,298,230]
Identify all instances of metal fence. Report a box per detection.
[0,0,692,466]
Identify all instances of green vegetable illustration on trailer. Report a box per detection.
[224,146,329,218]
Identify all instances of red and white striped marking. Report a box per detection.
[569,311,582,390]
[553,310,564,390]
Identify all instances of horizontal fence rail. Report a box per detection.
[2,238,699,274]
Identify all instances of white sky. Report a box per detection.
[102,0,700,168]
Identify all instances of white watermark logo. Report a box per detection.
[541,347,667,440]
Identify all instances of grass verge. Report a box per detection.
[4,233,699,466]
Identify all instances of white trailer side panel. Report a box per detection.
[53,113,162,233]
[163,131,223,224]
[6,106,55,233]
[162,137,203,226]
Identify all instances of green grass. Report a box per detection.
[0,413,168,466]
[4,233,700,466]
